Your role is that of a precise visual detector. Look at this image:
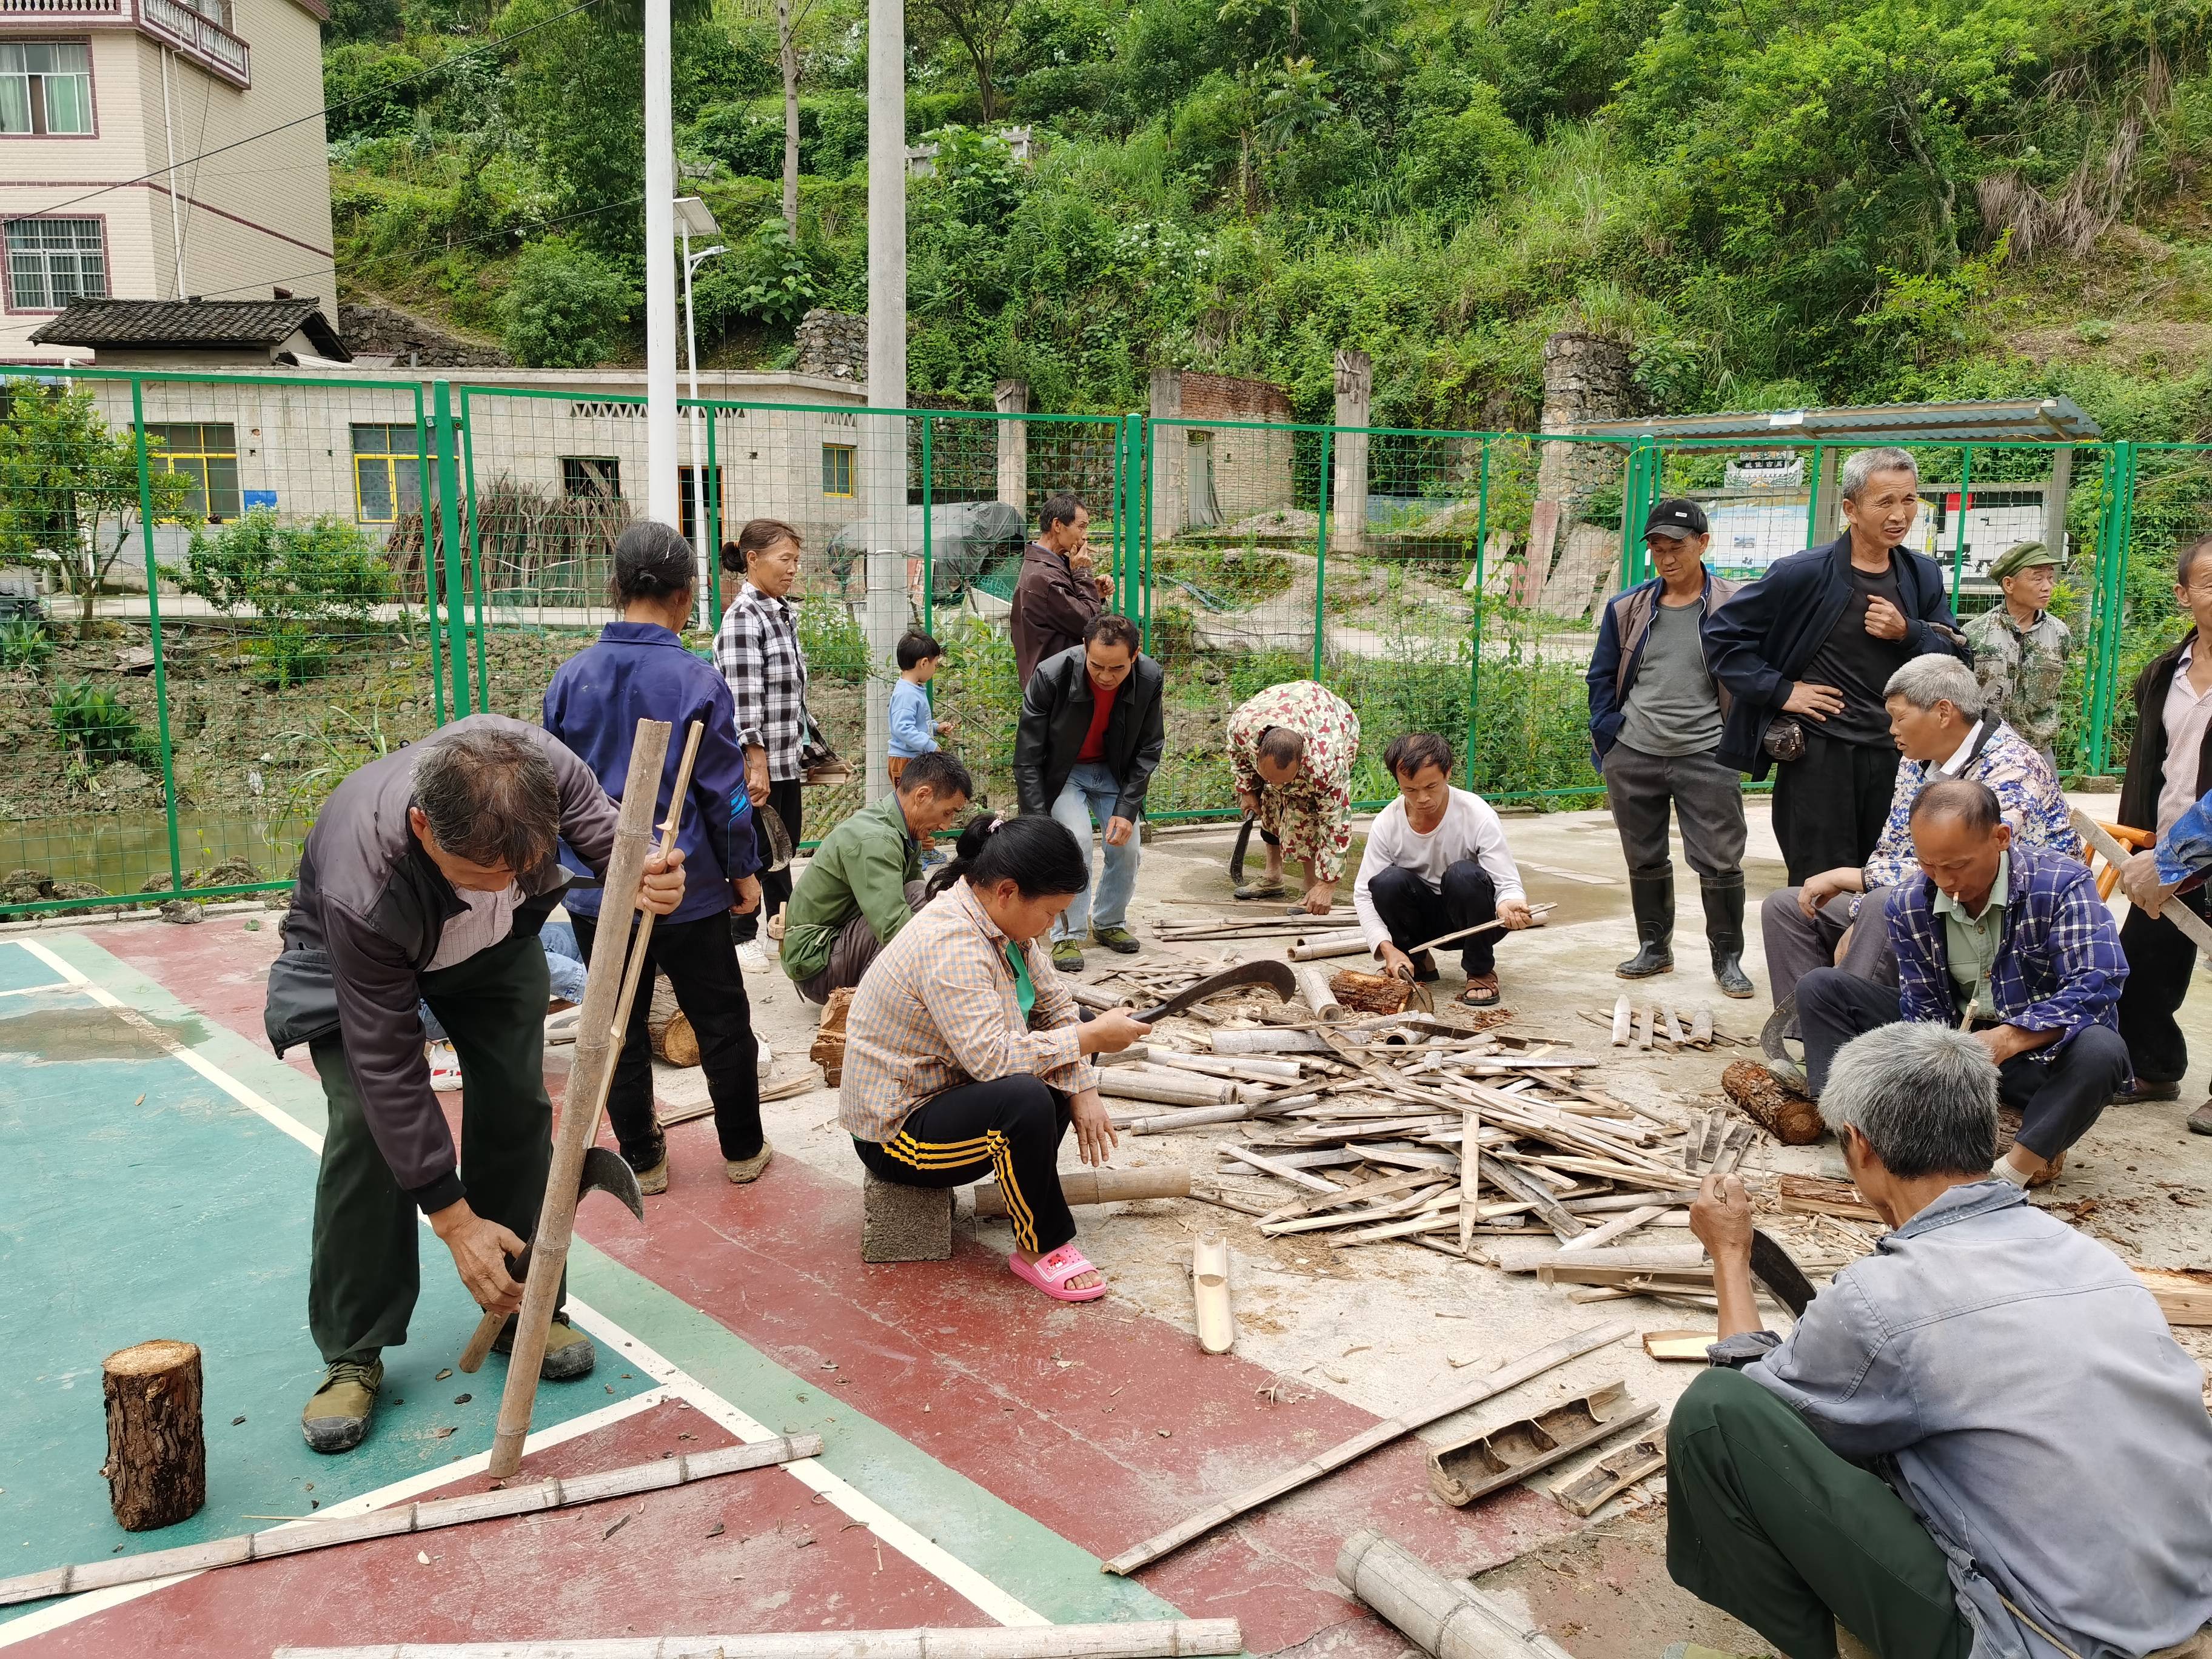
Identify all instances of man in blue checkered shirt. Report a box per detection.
[714,519,813,965]
[1794,776,2130,1187]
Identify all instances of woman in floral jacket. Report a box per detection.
[1227,680,1361,914]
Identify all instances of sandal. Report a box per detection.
[1233,880,1286,900]
[1459,974,1501,1008]
[1008,1244,1107,1302]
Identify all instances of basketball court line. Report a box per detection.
[0,936,1048,1640]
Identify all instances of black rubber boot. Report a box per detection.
[1617,873,1675,978]
[1702,875,1755,1000]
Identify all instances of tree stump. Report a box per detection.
[1330,969,1413,1016]
[648,975,700,1067]
[100,1339,206,1532]
[810,986,855,1088]
[1721,1061,1825,1145]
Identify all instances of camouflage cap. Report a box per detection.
[1989,541,2058,581]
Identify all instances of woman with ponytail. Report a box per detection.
[840,813,1151,1300]
[543,521,773,1194]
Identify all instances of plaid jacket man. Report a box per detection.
[1885,842,2127,1065]
[1860,718,2079,893]
[713,581,812,783]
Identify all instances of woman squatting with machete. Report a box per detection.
[839,814,1152,1299]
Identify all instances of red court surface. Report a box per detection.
[73,916,1590,1657]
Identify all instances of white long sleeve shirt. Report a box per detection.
[1352,788,1526,957]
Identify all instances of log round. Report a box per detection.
[101,1338,206,1532]
[648,977,700,1068]
[1721,1060,1825,1145]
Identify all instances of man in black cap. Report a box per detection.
[1587,499,1753,997]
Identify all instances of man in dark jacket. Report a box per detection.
[1703,447,1968,885]
[264,716,687,1454]
[1010,492,1110,687]
[1586,498,1750,997]
[2113,533,2212,1130]
[1014,612,1166,973]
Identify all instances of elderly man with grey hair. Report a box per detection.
[264,715,689,1454]
[1668,1022,2212,1659]
[1761,652,2078,1033]
[1706,446,1969,885]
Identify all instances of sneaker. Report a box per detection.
[757,1039,774,1079]
[726,1143,774,1184]
[301,1356,383,1454]
[1091,925,1141,954]
[738,940,772,974]
[1051,939,1085,974]
[426,1041,461,1092]
[492,1312,597,1380]
[2190,1100,2212,1136]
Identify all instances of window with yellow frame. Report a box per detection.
[351,423,425,524]
[142,422,240,521]
[821,443,855,497]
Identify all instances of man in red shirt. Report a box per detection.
[1013,614,1167,973]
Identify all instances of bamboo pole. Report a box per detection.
[1295,965,1344,1022]
[1101,1321,1633,1575]
[1210,1028,1332,1055]
[1096,1070,1234,1107]
[1116,1094,1319,1133]
[1289,928,1372,961]
[973,1167,1191,1216]
[1,1438,823,1608]
[1336,1530,1576,1659]
[487,719,686,1478]
[276,1621,1247,1659]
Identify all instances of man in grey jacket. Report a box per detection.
[1668,1022,2212,1659]
[1586,499,1751,997]
[264,716,688,1453]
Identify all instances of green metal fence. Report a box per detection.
[0,363,2168,917]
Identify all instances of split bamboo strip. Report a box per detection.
[1116,1096,1319,1133]
[1259,1167,1449,1222]
[1557,1205,1666,1253]
[1097,1071,1234,1108]
[276,1621,1248,1659]
[1211,1028,1333,1055]
[0,1437,824,1608]
[1264,1184,1450,1236]
[1228,1142,1344,1193]
[488,718,675,1477]
[1101,1321,1634,1575]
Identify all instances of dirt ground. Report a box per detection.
[684,791,2212,1657]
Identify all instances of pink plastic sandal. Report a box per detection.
[1007,1244,1107,1302]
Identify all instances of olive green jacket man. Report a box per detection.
[779,793,923,986]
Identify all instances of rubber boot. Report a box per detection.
[1702,874,1755,999]
[1617,873,1675,978]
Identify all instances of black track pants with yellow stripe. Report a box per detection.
[856,1077,1076,1255]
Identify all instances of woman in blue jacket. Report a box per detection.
[544,522,769,1193]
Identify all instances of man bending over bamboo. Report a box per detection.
[264,716,686,1453]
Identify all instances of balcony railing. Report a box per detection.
[139,0,248,83]
[0,0,128,15]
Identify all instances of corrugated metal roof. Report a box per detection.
[1575,396,2100,444]
[30,300,350,361]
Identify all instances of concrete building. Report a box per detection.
[1,0,335,365]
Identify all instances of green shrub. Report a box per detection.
[172,510,398,688]
[796,597,870,683]
[50,680,155,769]
[495,240,637,369]
[0,615,52,671]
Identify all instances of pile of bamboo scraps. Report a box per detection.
[1584,995,1756,1054]
[1176,1022,1718,1262]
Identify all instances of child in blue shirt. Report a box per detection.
[888,630,951,785]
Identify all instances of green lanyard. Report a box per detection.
[1004,939,1036,1021]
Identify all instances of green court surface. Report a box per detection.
[0,936,657,1625]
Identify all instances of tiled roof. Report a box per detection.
[30,300,350,360]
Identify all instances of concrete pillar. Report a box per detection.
[1331,349,1371,554]
[863,0,907,805]
[2042,447,2074,561]
[1808,447,1844,546]
[1148,365,1185,543]
[994,379,1028,515]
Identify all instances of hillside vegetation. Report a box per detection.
[324,0,2212,434]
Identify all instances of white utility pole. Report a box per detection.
[863,0,907,803]
[643,0,679,526]
[676,196,726,629]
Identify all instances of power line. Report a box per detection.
[22,0,607,223]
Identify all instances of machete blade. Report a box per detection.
[1132,958,1298,1024]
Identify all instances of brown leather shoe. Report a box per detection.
[2190,1101,2212,1136]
